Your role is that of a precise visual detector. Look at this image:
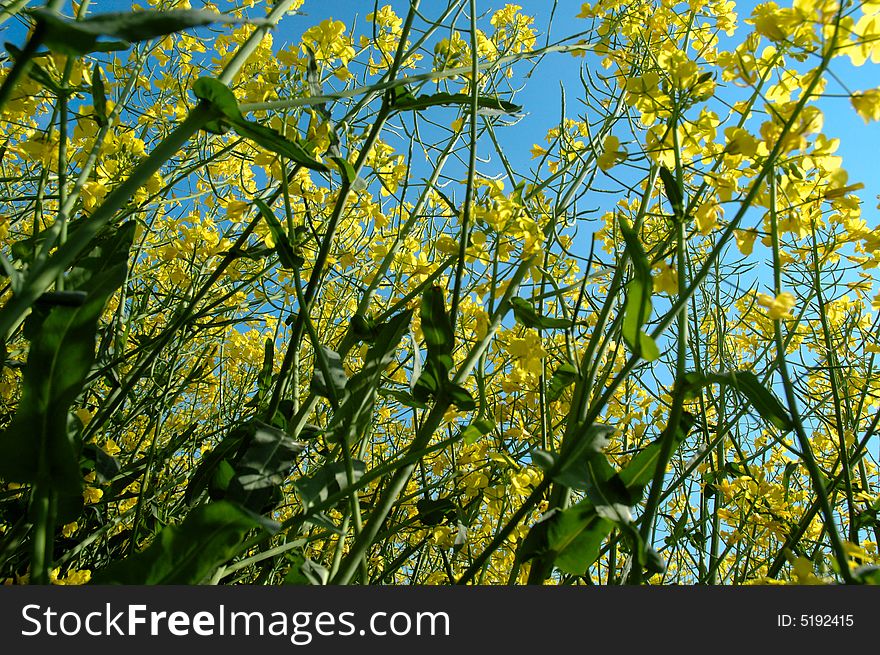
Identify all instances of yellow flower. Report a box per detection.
[653,261,679,295]
[735,229,758,255]
[530,144,547,159]
[83,487,103,505]
[74,407,93,426]
[757,292,796,319]
[694,202,721,235]
[851,89,880,123]
[597,135,627,171]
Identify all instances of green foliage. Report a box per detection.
[192,77,328,171]
[0,222,134,519]
[412,286,475,410]
[618,216,660,361]
[31,7,255,56]
[93,501,273,584]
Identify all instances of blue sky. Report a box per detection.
[281,0,880,212]
[2,1,877,226]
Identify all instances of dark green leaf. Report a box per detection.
[284,552,328,585]
[92,501,272,584]
[416,497,456,526]
[547,362,578,402]
[510,296,573,330]
[193,78,328,172]
[446,382,476,411]
[80,443,120,484]
[659,165,683,218]
[232,120,329,172]
[0,223,134,519]
[192,76,241,120]
[419,285,454,366]
[32,8,251,56]
[328,310,412,443]
[331,156,366,191]
[390,90,522,115]
[618,411,696,502]
[225,422,304,511]
[618,215,659,361]
[294,461,366,510]
[854,565,880,585]
[531,424,613,490]
[257,337,274,406]
[682,371,792,431]
[208,459,235,500]
[91,63,108,127]
[413,286,457,404]
[252,198,302,270]
[185,426,249,506]
[379,388,428,409]
[350,314,379,343]
[581,454,632,524]
[309,346,348,400]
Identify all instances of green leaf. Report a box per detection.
[252,198,302,270]
[531,424,613,490]
[446,382,476,411]
[854,565,880,585]
[224,422,305,512]
[419,286,454,366]
[80,443,120,484]
[547,500,614,576]
[31,8,254,56]
[92,501,272,584]
[379,388,428,409]
[530,415,695,576]
[294,461,366,510]
[416,497,456,526]
[192,76,241,121]
[309,346,348,401]
[208,459,235,500]
[461,417,495,445]
[618,214,651,282]
[256,337,274,407]
[91,63,108,127]
[659,165,684,218]
[284,552,329,585]
[618,411,696,502]
[186,421,304,513]
[331,156,366,191]
[349,314,379,343]
[682,371,792,431]
[185,425,249,506]
[582,455,633,524]
[192,78,328,172]
[618,216,659,361]
[510,297,573,330]
[413,286,458,405]
[0,222,134,519]
[390,89,522,115]
[232,120,329,172]
[328,310,413,443]
[547,362,578,402]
